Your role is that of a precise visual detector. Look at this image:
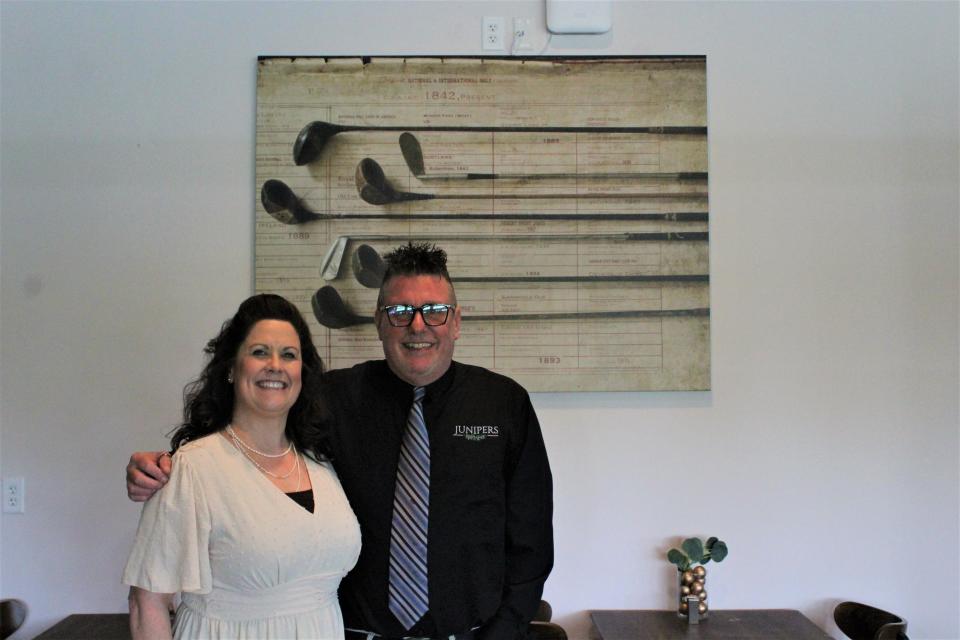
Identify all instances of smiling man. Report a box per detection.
[375,265,462,388]
[127,243,554,640]
[325,243,554,640]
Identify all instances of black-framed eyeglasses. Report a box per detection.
[379,303,455,327]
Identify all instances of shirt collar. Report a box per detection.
[376,359,457,403]
[423,360,456,401]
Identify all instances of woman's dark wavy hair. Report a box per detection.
[169,294,330,460]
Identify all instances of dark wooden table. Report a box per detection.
[33,613,131,639]
[590,609,831,639]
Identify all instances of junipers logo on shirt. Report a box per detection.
[452,425,500,441]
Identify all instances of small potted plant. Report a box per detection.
[666,536,728,618]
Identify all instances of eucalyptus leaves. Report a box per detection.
[667,536,728,570]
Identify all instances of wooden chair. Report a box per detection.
[834,601,909,640]
[0,598,28,639]
[529,599,568,640]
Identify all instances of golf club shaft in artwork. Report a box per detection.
[320,231,708,281]
[312,285,709,330]
[399,132,708,182]
[263,179,708,225]
[294,119,708,165]
[350,243,708,288]
[357,158,707,205]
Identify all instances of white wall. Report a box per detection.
[1,2,957,639]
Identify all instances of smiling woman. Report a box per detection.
[122,294,361,640]
[231,319,303,425]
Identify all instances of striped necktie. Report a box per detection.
[388,386,430,630]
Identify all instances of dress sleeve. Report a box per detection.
[122,448,213,594]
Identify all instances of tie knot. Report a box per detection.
[413,386,426,402]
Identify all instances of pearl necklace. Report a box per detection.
[226,425,292,458]
[227,427,300,482]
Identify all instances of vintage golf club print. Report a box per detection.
[256,57,709,391]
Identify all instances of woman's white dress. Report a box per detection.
[123,433,361,639]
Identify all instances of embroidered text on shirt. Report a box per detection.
[452,425,500,441]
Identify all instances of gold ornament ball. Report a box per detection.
[693,565,706,579]
[679,601,688,614]
[691,581,704,595]
[699,589,707,601]
[680,585,691,596]
[681,570,695,585]
[698,602,708,614]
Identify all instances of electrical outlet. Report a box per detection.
[3,477,25,513]
[482,16,505,51]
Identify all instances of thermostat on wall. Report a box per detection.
[546,0,612,34]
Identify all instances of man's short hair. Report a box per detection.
[377,242,455,306]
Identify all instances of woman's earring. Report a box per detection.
[227,372,234,384]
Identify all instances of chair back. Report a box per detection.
[529,620,568,640]
[529,599,567,640]
[834,601,908,640]
[534,599,553,622]
[0,598,28,639]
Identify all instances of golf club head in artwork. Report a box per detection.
[399,132,427,177]
[311,285,373,329]
[293,121,349,166]
[356,158,433,205]
[351,244,387,288]
[260,179,324,224]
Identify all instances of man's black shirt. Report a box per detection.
[323,360,554,639]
